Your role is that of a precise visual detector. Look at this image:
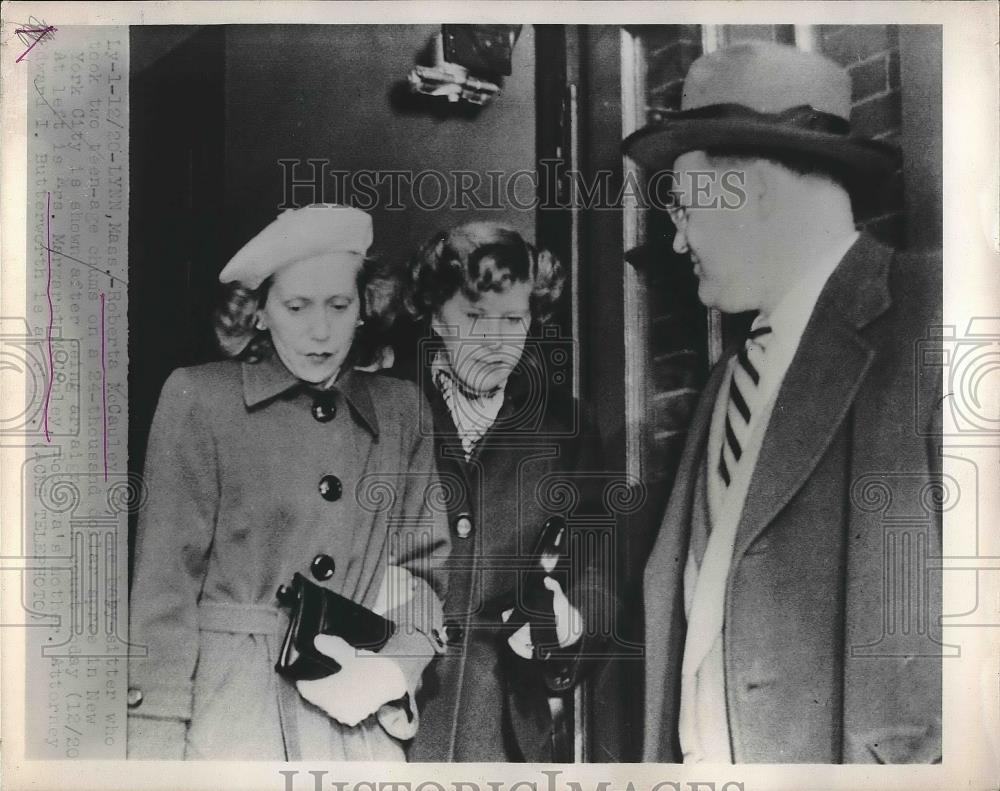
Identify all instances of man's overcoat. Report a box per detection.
[643,235,943,763]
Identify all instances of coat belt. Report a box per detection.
[197,602,282,634]
[197,601,301,760]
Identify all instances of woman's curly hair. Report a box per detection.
[407,221,564,324]
[213,257,407,364]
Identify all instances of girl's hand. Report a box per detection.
[503,576,584,659]
[296,635,408,727]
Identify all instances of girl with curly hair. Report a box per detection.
[392,221,612,762]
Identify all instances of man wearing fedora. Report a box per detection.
[625,42,942,763]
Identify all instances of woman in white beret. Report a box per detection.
[127,205,449,761]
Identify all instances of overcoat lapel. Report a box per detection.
[733,235,893,558]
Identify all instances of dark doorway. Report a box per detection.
[127,27,226,578]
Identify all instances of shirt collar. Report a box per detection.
[241,345,380,437]
[429,342,509,403]
[758,231,860,343]
[420,327,540,408]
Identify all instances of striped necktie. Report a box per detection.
[718,324,772,488]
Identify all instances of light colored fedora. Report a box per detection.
[622,41,899,186]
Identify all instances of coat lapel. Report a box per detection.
[733,234,894,558]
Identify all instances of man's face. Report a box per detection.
[669,150,768,313]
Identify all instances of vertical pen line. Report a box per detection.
[44,191,55,442]
[100,291,108,481]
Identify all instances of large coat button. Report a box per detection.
[126,688,143,708]
[455,514,473,538]
[311,554,336,581]
[318,475,342,502]
[311,395,337,422]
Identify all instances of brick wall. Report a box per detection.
[816,25,905,243]
[644,25,702,120]
[635,24,907,485]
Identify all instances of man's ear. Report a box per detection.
[750,159,777,220]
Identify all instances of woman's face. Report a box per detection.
[433,280,533,395]
[260,252,363,383]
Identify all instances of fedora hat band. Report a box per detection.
[668,103,850,136]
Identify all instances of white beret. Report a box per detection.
[219,204,373,289]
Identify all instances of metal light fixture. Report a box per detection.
[408,25,522,106]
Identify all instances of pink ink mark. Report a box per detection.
[43,191,54,442]
[15,26,56,63]
[100,291,109,482]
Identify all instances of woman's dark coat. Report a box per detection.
[394,334,615,762]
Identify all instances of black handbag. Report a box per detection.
[274,572,397,681]
[502,515,569,661]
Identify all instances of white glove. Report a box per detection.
[353,345,395,373]
[296,635,408,727]
[503,576,584,660]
